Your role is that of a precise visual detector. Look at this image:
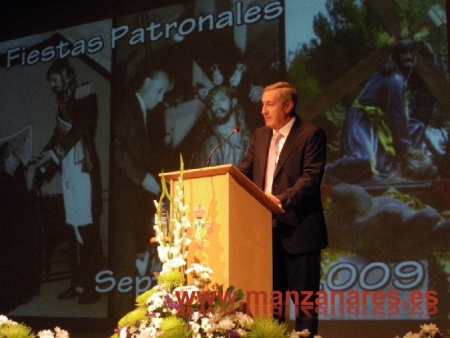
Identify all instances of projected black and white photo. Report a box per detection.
[109,0,282,319]
[0,19,112,318]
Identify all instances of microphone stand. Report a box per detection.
[205,128,240,167]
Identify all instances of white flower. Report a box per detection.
[157,245,169,262]
[235,312,253,327]
[163,256,186,271]
[119,328,128,338]
[37,330,55,338]
[0,315,16,326]
[299,329,312,337]
[236,328,247,336]
[183,237,192,247]
[151,317,163,329]
[201,317,212,331]
[147,290,167,311]
[288,329,311,338]
[217,317,235,331]
[169,243,182,255]
[190,322,201,332]
[174,284,200,293]
[186,263,213,275]
[420,323,440,337]
[153,225,166,243]
[0,315,9,325]
[54,327,70,338]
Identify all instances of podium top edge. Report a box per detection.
[159,164,284,214]
[159,164,235,180]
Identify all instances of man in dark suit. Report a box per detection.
[111,66,172,319]
[238,82,328,335]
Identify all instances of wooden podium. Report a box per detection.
[161,164,283,316]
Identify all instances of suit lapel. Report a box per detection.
[261,128,272,163]
[254,128,272,189]
[274,117,302,177]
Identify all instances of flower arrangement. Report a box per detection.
[1,312,447,338]
[0,315,69,338]
[111,156,318,338]
[395,323,446,338]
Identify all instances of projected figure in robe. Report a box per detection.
[325,39,439,185]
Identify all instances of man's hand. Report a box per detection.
[265,192,281,208]
[36,150,54,166]
[25,161,37,190]
[135,251,150,277]
[142,173,161,195]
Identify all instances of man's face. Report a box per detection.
[261,89,292,130]
[210,91,234,125]
[142,74,170,110]
[399,49,416,70]
[5,148,19,172]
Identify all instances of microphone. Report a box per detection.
[205,127,240,167]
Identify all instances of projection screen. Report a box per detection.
[0,0,449,336]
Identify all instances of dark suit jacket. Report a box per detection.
[112,93,167,252]
[239,116,328,254]
[113,94,157,213]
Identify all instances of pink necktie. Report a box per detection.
[265,131,282,193]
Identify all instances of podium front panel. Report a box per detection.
[168,170,273,316]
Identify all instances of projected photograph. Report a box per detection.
[286,0,450,321]
[0,19,111,318]
[109,0,282,319]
